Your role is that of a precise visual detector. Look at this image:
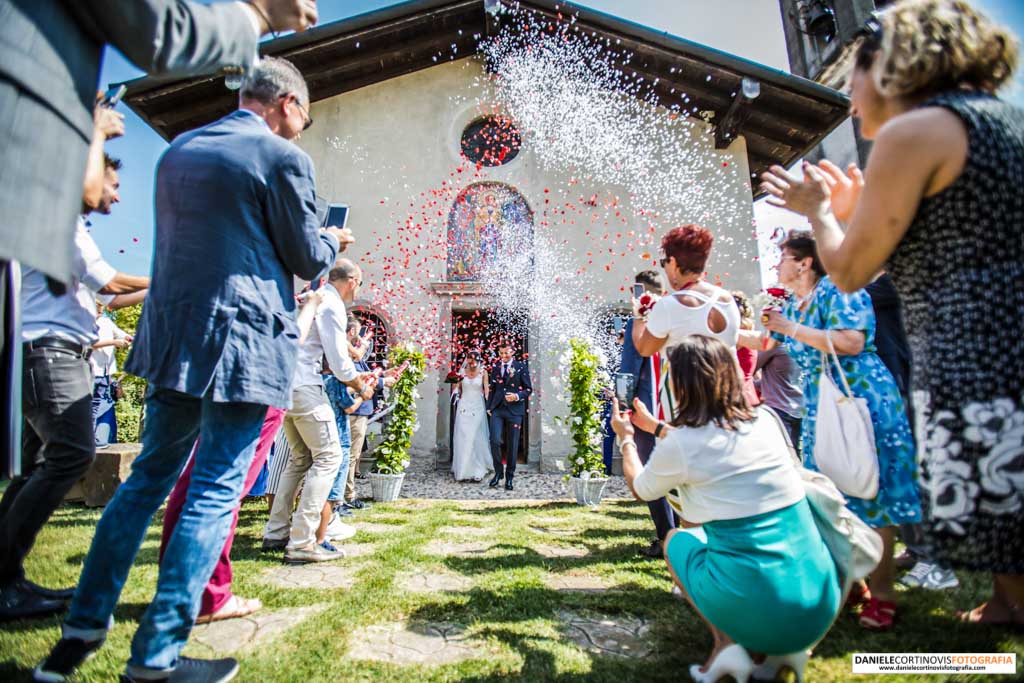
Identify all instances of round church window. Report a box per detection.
[460,117,521,167]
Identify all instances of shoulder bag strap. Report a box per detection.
[821,330,855,399]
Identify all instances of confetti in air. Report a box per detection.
[331,1,769,401]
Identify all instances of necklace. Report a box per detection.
[793,279,820,311]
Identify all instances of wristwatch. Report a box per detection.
[654,422,666,438]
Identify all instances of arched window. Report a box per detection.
[446,182,533,282]
[349,308,389,369]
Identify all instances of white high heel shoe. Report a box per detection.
[689,644,755,683]
[751,650,811,682]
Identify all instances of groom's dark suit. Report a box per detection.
[486,359,532,480]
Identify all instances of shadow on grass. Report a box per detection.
[437,542,659,577]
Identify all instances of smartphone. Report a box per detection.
[323,203,349,229]
[632,283,645,299]
[612,316,624,333]
[614,372,636,406]
[102,84,127,108]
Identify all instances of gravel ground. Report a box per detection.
[353,469,633,501]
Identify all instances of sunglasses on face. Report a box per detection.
[281,93,313,131]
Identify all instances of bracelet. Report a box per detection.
[654,422,666,438]
[789,321,799,338]
[245,0,278,38]
[618,438,637,450]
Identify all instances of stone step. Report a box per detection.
[64,443,141,507]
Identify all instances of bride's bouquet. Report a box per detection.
[752,286,790,323]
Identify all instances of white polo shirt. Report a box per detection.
[21,217,116,346]
[632,409,805,524]
[293,285,359,389]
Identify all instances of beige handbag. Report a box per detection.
[813,331,879,500]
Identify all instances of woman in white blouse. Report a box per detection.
[631,224,740,417]
[611,335,840,683]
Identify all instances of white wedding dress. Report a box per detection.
[452,373,492,481]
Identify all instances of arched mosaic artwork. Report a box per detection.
[446,183,533,282]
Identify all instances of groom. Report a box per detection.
[486,341,532,491]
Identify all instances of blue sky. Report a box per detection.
[94,0,1024,276]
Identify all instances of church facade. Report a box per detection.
[122,0,848,473]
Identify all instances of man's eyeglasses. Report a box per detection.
[660,256,670,268]
[282,93,313,131]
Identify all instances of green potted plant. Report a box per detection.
[557,338,608,506]
[370,342,426,501]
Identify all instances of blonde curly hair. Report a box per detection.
[854,0,1019,98]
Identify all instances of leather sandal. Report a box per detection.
[194,595,262,624]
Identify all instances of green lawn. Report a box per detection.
[1,498,1021,682]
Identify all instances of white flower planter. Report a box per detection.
[369,472,406,502]
[570,474,608,507]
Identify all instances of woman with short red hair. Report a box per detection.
[632,224,740,418]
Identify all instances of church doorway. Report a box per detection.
[448,308,529,467]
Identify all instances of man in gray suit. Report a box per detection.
[0,0,318,481]
[36,56,347,683]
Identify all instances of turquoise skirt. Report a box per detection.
[665,498,841,655]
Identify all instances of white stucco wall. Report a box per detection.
[299,58,759,471]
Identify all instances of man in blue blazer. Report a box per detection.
[619,270,678,558]
[38,57,348,683]
[487,341,532,491]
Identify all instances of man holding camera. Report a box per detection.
[37,56,347,683]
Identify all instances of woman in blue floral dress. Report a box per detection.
[752,231,921,632]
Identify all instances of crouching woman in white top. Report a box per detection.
[611,335,840,683]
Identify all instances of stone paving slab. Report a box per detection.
[557,610,653,658]
[439,525,493,538]
[187,605,328,657]
[533,544,589,559]
[423,539,494,557]
[397,568,475,594]
[262,563,357,590]
[340,542,376,558]
[543,573,613,592]
[355,522,401,535]
[347,621,487,665]
[528,525,578,537]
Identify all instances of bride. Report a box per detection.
[452,352,493,482]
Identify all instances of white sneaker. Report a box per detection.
[919,565,960,590]
[326,515,357,541]
[284,541,346,564]
[900,561,934,588]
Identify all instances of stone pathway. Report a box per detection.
[439,525,492,537]
[262,563,357,590]
[533,544,589,559]
[348,621,487,665]
[397,568,475,594]
[543,573,613,592]
[558,610,653,658]
[187,605,327,657]
[355,470,633,501]
[423,539,494,557]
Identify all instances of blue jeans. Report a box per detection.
[323,376,352,502]
[63,388,267,676]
